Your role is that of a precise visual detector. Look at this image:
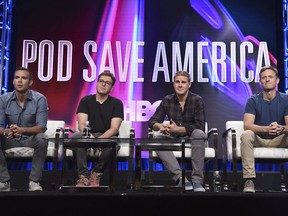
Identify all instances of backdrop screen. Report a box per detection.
[12,0,281,155]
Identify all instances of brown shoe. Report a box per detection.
[89,171,102,187]
[76,175,89,187]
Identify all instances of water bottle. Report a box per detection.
[213,170,221,192]
[83,121,91,138]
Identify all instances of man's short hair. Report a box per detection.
[98,72,116,86]
[174,71,191,82]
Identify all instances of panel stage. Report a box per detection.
[0,189,287,215]
[1,170,287,215]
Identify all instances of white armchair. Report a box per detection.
[222,120,288,191]
[4,120,66,189]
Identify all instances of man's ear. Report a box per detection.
[277,77,280,84]
[29,80,33,86]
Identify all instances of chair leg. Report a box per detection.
[232,159,238,191]
[148,152,154,184]
[222,159,229,191]
[126,157,134,190]
[204,161,210,191]
[280,163,286,192]
[51,158,57,190]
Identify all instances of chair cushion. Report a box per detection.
[117,143,130,157]
[5,147,34,158]
[228,146,288,161]
[254,147,288,158]
[5,141,61,158]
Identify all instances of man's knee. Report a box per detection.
[35,133,48,147]
[241,130,254,141]
[191,129,207,139]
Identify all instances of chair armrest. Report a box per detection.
[130,128,135,139]
[64,127,76,138]
[221,127,235,188]
[148,128,153,138]
[129,127,135,157]
[221,127,236,162]
[54,127,65,148]
[207,127,218,148]
[65,127,75,133]
[53,126,65,168]
[207,127,218,170]
[222,128,230,162]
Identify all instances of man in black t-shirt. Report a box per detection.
[72,72,124,187]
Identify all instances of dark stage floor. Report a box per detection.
[2,170,288,215]
[0,189,288,215]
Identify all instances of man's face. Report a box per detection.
[173,75,191,96]
[13,70,32,93]
[96,75,113,95]
[259,69,279,91]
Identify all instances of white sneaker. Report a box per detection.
[243,179,255,193]
[193,182,206,192]
[29,181,43,191]
[0,182,10,192]
[176,177,193,190]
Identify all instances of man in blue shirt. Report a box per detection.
[241,65,288,193]
[0,66,49,192]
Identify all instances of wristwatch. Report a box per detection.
[3,130,7,136]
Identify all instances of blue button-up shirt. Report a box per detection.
[0,89,49,138]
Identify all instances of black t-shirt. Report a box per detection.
[76,94,124,133]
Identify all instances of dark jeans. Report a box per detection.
[71,132,120,178]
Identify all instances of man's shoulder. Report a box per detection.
[163,93,175,100]
[278,91,288,98]
[109,95,124,104]
[29,89,47,99]
[186,91,203,102]
[0,91,13,98]
[0,91,13,103]
[81,94,95,101]
[189,91,202,98]
[248,92,261,100]
[30,89,44,95]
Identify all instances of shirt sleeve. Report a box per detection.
[183,96,206,136]
[35,94,49,131]
[148,99,167,129]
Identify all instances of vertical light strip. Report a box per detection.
[283,0,288,92]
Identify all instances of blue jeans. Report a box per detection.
[0,133,48,183]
